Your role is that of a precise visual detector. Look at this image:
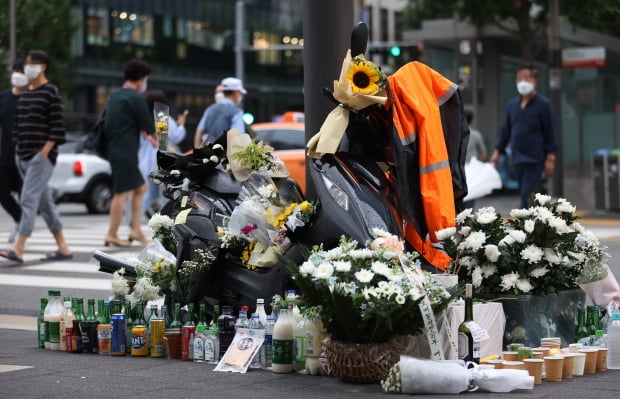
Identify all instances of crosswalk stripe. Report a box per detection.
[0,274,111,291]
[21,263,102,274]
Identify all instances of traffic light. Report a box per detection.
[389,45,401,57]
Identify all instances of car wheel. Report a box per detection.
[86,180,112,214]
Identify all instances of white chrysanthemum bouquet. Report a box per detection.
[436,193,610,296]
[279,230,452,344]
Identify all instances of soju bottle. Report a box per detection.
[457,284,480,364]
[37,298,48,348]
[169,303,183,329]
[80,299,99,353]
[124,301,134,354]
[133,302,146,326]
[197,304,207,328]
[161,305,171,328]
[574,307,589,343]
[76,298,85,322]
[97,299,105,324]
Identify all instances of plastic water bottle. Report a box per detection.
[247,314,264,369]
[262,316,275,370]
[607,313,620,369]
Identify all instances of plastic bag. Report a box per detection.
[463,157,502,201]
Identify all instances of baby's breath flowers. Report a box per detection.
[178,249,216,289]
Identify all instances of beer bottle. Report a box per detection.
[457,284,480,364]
[80,299,99,353]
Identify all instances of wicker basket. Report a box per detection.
[324,335,413,383]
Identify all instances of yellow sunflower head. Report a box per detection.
[346,56,387,95]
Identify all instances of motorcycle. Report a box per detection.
[94,22,466,314]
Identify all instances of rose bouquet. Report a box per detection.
[279,230,452,344]
[436,194,610,296]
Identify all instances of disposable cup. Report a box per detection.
[532,351,544,359]
[569,343,583,353]
[502,351,518,361]
[486,359,504,369]
[596,348,608,372]
[533,347,551,357]
[543,356,564,382]
[578,348,599,374]
[502,360,525,370]
[523,358,544,384]
[561,354,575,379]
[508,343,524,351]
[572,352,586,376]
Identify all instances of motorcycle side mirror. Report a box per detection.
[350,22,368,58]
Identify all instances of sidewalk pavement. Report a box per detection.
[1,328,619,399]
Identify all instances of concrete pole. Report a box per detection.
[9,0,16,70]
[548,0,564,198]
[303,0,354,198]
[235,0,244,82]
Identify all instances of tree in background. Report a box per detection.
[402,0,620,63]
[0,0,77,100]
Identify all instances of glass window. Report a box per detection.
[185,20,229,51]
[86,7,109,46]
[111,10,154,46]
[255,129,305,150]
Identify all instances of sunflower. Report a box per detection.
[346,56,387,95]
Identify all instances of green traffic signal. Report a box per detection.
[389,46,401,57]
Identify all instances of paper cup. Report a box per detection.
[561,354,575,379]
[544,356,564,382]
[533,351,544,359]
[569,343,583,353]
[534,346,551,357]
[596,348,608,372]
[524,358,544,384]
[579,348,599,374]
[502,360,525,370]
[486,359,504,369]
[572,352,586,376]
[509,343,524,352]
[502,351,518,361]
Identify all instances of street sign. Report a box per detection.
[561,46,606,68]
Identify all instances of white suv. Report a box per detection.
[49,132,112,214]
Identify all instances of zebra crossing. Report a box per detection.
[0,208,150,330]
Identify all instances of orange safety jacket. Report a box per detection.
[387,62,469,270]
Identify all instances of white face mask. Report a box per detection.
[517,80,534,96]
[24,64,42,80]
[11,72,28,88]
[214,92,225,103]
[235,94,243,105]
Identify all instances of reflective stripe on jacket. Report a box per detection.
[387,61,469,270]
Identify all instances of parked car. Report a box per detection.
[49,132,112,214]
[251,121,306,193]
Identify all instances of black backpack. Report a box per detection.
[84,106,107,158]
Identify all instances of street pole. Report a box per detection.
[303,0,353,198]
[549,0,564,198]
[9,0,16,70]
[235,0,244,82]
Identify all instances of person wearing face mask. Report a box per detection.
[194,77,247,148]
[101,58,155,247]
[0,60,28,243]
[489,64,558,208]
[0,50,72,263]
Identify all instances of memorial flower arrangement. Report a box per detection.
[113,254,176,304]
[279,230,452,344]
[219,173,317,269]
[148,213,178,255]
[436,194,610,296]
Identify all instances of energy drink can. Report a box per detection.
[111,314,126,356]
[131,325,148,356]
[150,319,166,358]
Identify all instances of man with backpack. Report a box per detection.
[193,77,247,148]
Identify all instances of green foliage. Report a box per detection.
[0,0,78,97]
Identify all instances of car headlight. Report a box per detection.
[321,174,349,211]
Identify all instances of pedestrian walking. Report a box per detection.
[463,109,488,209]
[103,59,154,247]
[489,64,558,208]
[0,50,72,263]
[0,60,28,243]
[194,77,246,148]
